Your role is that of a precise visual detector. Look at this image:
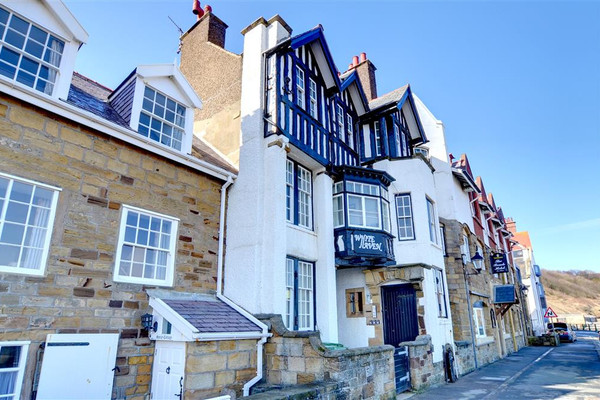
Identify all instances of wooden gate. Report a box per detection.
[382,284,418,393]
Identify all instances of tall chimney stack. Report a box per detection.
[354,52,377,101]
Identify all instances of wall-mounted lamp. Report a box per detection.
[520,284,529,295]
[141,313,157,332]
[462,251,484,275]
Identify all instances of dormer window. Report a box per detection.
[138,86,186,151]
[0,6,65,95]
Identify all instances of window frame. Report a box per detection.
[295,66,305,109]
[285,257,315,331]
[473,306,486,338]
[138,85,187,152]
[0,6,65,96]
[395,193,415,241]
[433,269,448,318]
[461,234,471,264]
[374,120,383,156]
[0,341,29,400]
[308,78,318,120]
[440,224,447,256]
[426,197,438,244]
[286,159,313,230]
[113,205,179,287]
[346,113,354,150]
[0,172,60,276]
[345,288,365,318]
[336,104,345,142]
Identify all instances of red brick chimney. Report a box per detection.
[183,2,228,48]
[354,52,378,101]
[505,217,517,234]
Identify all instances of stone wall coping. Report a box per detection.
[455,340,471,348]
[256,314,394,358]
[399,334,431,347]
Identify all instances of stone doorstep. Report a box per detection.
[246,382,341,399]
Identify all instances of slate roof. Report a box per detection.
[65,72,236,174]
[163,298,262,333]
[368,84,408,111]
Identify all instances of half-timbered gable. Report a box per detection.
[265,26,365,167]
[360,84,427,163]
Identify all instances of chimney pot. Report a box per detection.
[204,4,212,13]
[360,52,367,62]
[192,0,203,15]
[348,63,353,70]
[352,55,359,66]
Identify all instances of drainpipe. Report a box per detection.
[214,175,270,396]
[463,267,479,369]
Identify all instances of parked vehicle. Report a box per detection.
[547,322,577,342]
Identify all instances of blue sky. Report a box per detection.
[63,1,600,272]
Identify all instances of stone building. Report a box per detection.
[0,1,269,399]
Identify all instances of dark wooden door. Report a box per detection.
[382,284,418,393]
[382,284,419,346]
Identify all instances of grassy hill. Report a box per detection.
[541,269,600,317]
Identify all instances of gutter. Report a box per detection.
[215,177,270,396]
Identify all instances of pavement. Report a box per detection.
[402,331,600,400]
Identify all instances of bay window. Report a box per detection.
[332,180,391,233]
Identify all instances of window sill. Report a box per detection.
[476,336,495,346]
[287,222,317,236]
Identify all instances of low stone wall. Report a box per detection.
[476,340,500,367]
[454,341,475,376]
[528,334,560,347]
[256,315,396,400]
[185,339,258,399]
[401,335,445,390]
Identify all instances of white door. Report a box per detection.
[37,333,119,400]
[151,341,185,400]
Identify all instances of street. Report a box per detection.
[408,331,600,399]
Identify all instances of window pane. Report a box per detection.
[24,227,46,248]
[0,345,21,368]
[0,244,20,266]
[32,187,53,208]
[138,86,187,151]
[20,247,42,269]
[5,202,28,223]
[9,181,32,203]
[1,223,25,245]
[0,177,8,198]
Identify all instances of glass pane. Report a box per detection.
[0,344,21,368]
[124,227,136,243]
[166,98,176,112]
[157,252,167,266]
[155,92,166,106]
[146,249,156,264]
[28,25,47,44]
[20,247,42,269]
[131,262,143,277]
[162,220,171,233]
[0,47,19,67]
[136,229,148,245]
[144,86,154,99]
[16,69,35,88]
[0,244,20,266]
[0,8,9,24]
[139,112,151,126]
[24,226,46,248]
[32,187,53,208]
[143,264,154,279]
[25,39,44,59]
[138,214,150,229]
[121,245,133,261]
[5,202,28,223]
[118,261,131,277]
[148,232,159,247]
[150,217,161,232]
[5,29,25,49]
[133,247,144,263]
[0,177,8,198]
[159,234,170,250]
[142,98,153,112]
[0,223,24,245]
[0,60,16,79]
[160,135,171,147]
[149,129,159,142]
[10,181,32,203]
[156,266,166,280]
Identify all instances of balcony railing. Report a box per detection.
[271,96,359,167]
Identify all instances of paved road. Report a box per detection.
[408,331,600,400]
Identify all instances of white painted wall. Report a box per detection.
[223,21,339,342]
[336,268,374,348]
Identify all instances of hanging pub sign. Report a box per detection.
[490,252,508,274]
[494,285,517,304]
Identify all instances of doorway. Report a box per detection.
[151,341,185,400]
